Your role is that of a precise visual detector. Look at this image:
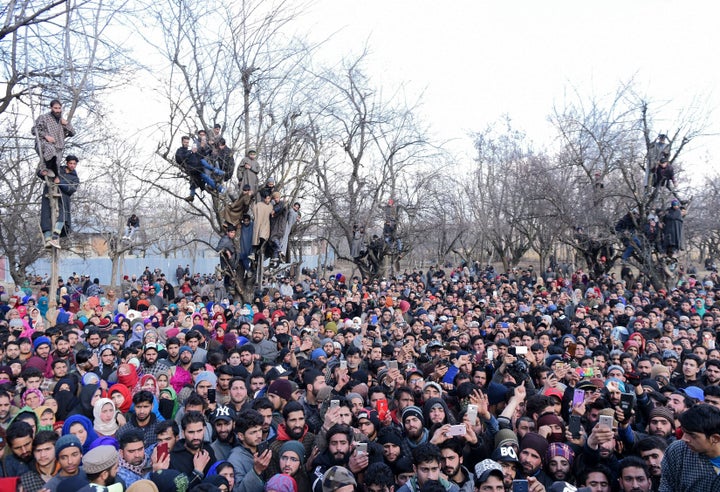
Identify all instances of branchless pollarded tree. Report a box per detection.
[550,83,708,289]
[309,53,437,279]
[138,0,318,297]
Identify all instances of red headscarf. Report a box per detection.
[108,384,132,413]
[117,363,139,390]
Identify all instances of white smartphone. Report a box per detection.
[447,424,466,436]
[466,404,478,426]
[339,360,347,370]
[330,400,340,409]
[599,415,614,428]
[487,349,494,361]
[355,442,367,455]
[515,346,528,355]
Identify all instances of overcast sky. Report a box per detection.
[298,0,719,171]
[110,1,718,180]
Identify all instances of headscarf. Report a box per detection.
[53,377,78,397]
[158,387,179,420]
[108,384,133,413]
[22,388,45,408]
[93,398,119,436]
[34,406,55,431]
[70,383,100,419]
[54,390,80,422]
[140,374,159,397]
[422,397,457,426]
[117,364,140,392]
[62,414,99,453]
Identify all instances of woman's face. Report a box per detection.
[145,332,157,343]
[44,398,58,413]
[101,403,115,423]
[228,353,241,366]
[91,389,101,407]
[40,410,54,427]
[219,466,235,489]
[111,391,125,408]
[157,374,169,389]
[70,422,88,444]
[25,392,41,408]
[143,379,157,392]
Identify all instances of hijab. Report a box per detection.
[158,387,179,420]
[62,414,99,453]
[108,383,133,413]
[117,363,140,392]
[93,398,119,436]
[34,406,55,432]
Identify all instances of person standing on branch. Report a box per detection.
[40,155,80,249]
[32,99,75,178]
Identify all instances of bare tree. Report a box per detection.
[550,84,707,288]
[309,54,436,278]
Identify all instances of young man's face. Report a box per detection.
[157,428,178,451]
[415,459,441,486]
[58,446,82,475]
[618,466,651,492]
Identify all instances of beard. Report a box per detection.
[331,450,350,466]
[287,425,305,440]
[187,438,203,451]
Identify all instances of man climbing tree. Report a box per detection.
[40,155,80,249]
[32,99,75,178]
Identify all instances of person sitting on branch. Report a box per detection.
[175,136,225,202]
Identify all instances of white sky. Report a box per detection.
[110,0,719,180]
[299,0,719,170]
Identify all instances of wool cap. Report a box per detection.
[267,379,293,401]
[83,445,117,474]
[649,406,675,424]
[33,336,52,350]
[55,434,82,457]
[547,442,575,466]
[194,371,217,389]
[401,405,423,424]
[279,440,306,465]
[495,428,520,449]
[520,433,549,464]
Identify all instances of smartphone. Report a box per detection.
[486,349,494,361]
[466,404,478,426]
[512,479,529,492]
[619,393,634,414]
[387,360,398,370]
[569,415,582,439]
[376,399,389,421]
[157,442,169,461]
[257,440,269,455]
[515,346,528,356]
[330,400,340,409]
[339,360,347,370]
[355,442,367,455]
[371,315,378,324]
[573,389,585,408]
[447,424,466,437]
[207,389,216,403]
[599,415,614,429]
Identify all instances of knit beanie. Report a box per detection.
[547,442,575,466]
[520,433,549,464]
[33,336,52,351]
[494,428,519,449]
[279,440,306,465]
[265,474,298,492]
[377,428,404,447]
[649,406,675,425]
[150,469,189,492]
[357,408,380,429]
[401,405,423,424]
[55,434,82,457]
[267,379,293,402]
[194,371,217,389]
[606,364,625,375]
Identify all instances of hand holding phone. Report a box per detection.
[156,442,169,462]
[447,424,466,437]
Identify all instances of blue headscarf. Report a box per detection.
[62,414,99,453]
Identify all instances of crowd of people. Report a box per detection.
[0,261,719,492]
